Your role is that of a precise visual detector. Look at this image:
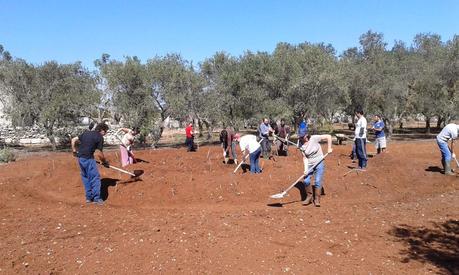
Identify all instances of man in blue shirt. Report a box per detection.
[71,123,110,205]
[372,115,386,154]
[297,119,308,147]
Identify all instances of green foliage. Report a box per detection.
[0,148,16,163]
[1,56,99,149]
[2,29,459,148]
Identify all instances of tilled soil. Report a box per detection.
[0,141,458,274]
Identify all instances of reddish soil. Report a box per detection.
[0,141,458,274]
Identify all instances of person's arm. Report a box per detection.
[373,122,383,131]
[117,128,130,135]
[95,150,109,166]
[242,146,250,162]
[451,140,455,159]
[303,156,309,174]
[318,134,333,154]
[71,137,79,156]
[95,138,109,167]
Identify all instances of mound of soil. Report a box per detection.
[0,141,458,274]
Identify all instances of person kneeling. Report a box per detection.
[300,134,332,207]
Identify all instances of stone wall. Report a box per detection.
[0,125,126,147]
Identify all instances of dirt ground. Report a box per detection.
[0,140,458,274]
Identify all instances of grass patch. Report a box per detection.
[0,148,16,163]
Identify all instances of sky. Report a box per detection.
[1,0,458,69]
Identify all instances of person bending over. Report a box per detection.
[235,134,262,174]
[300,134,332,207]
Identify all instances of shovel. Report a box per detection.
[273,134,298,147]
[270,153,329,199]
[96,161,144,178]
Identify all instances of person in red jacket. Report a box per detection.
[185,122,195,152]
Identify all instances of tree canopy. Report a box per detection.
[1,30,458,147]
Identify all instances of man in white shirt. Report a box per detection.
[235,134,262,174]
[354,109,368,169]
[436,123,459,175]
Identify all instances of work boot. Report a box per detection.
[444,161,454,176]
[301,185,313,205]
[313,187,321,207]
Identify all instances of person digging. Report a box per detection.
[116,126,140,167]
[220,126,238,165]
[274,119,291,156]
[234,134,262,174]
[300,134,333,207]
[71,123,110,205]
[259,118,274,159]
[436,123,459,175]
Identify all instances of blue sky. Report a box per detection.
[1,0,458,69]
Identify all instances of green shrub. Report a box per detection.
[0,148,16,163]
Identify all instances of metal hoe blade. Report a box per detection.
[270,192,287,199]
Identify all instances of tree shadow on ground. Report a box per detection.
[389,220,459,274]
[425,166,443,174]
[100,178,118,201]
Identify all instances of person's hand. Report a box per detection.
[328,148,333,154]
[72,151,78,157]
[452,153,456,159]
[234,159,238,165]
[102,160,110,168]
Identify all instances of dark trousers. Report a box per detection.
[260,137,271,158]
[185,137,195,151]
[355,138,367,168]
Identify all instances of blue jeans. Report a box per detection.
[304,160,325,188]
[78,158,101,201]
[231,142,237,160]
[355,138,367,168]
[249,147,262,173]
[437,140,451,162]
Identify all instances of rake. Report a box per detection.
[270,153,329,199]
[96,161,144,178]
